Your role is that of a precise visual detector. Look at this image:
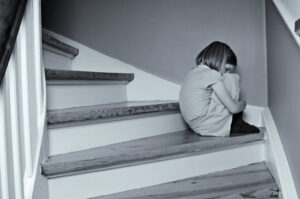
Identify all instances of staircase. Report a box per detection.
[41,30,280,199]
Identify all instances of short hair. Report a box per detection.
[195,41,237,73]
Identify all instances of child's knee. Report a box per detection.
[222,73,240,100]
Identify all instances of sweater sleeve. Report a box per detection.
[201,69,222,88]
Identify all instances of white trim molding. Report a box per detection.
[263,108,298,199]
[0,78,10,199]
[24,0,48,198]
[241,105,298,199]
[243,105,265,127]
[7,53,24,199]
[0,0,48,198]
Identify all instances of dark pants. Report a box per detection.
[230,112,260,136]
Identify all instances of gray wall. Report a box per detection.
[42,0,268,106]
[266,0,300,196]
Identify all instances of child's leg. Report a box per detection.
[230,112,260,135]
[209,73,240,112]
[222,74,260,135]
[222,73,240,101]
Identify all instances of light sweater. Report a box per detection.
[179,65,240,136]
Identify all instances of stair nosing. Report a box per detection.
[47,101,179,125]
[45,141,265,179]
[43,43,76,59]
[45,69,134,82]
[46,79,129,85]
[42,131,265,178]
[42,30,79,57]
[48,109,180,129]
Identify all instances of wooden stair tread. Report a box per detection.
[91,162,279,199]
[45,68,134,82]
[42,30,79,57]
[42,130,265,178]
[47,101,179,125]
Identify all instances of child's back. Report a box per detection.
[179,41,259,136]
[179,65,239,137]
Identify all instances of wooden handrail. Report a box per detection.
[0,0,28,85]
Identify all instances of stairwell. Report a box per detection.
[41,30,280,199]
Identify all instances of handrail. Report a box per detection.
[272,0,300,48]
[0,0,28,85]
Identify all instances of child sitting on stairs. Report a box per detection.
[179,41,259,136]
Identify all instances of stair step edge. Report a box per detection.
[48,110,180,129]
[45,69,134,82]
[47,101,179,125]
[90,162,279,199]
[42,30,79,58]
[42,131,265,178]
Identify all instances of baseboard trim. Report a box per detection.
[263,108,298,199]
[244,104,265,127]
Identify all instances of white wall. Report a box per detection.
[43,0,268,106]
[43,30,180,101]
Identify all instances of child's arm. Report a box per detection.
[211,81,246,114]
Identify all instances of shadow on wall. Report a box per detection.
[42,0,268,106]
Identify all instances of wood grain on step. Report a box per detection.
[42,30,79,57]
[47,101,179,124]
[45,68,134,82]
[91,163,279,199]
[48,110,180,129]
[42,130,264,177]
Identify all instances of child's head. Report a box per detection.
[196,41,237,74]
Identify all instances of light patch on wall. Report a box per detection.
[43,29,180,101]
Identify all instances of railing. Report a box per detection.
[0,0,46,198]
[0,0,28,85]
[272,0,300,47]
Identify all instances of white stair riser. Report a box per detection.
[48,142,265,199]
[48,113,187,156]
[43,49,73,70]
[47,83,127,110]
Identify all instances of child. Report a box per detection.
[179,41,259,136]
